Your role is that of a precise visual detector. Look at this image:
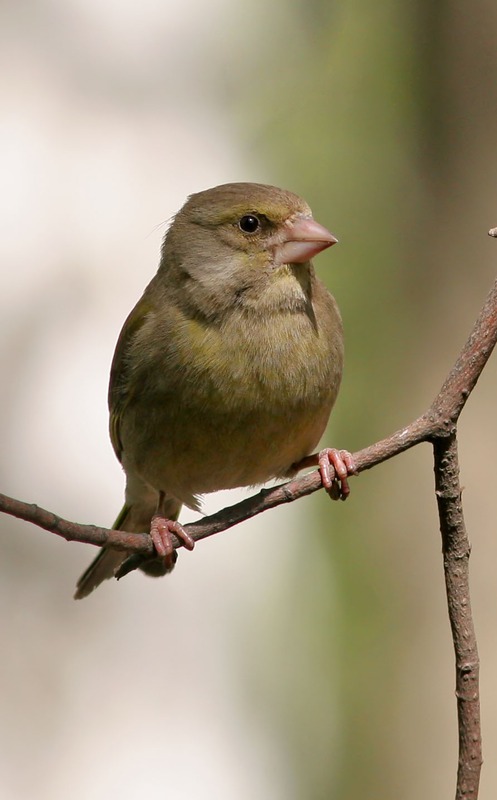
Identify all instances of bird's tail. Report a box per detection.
[74,497,181,599]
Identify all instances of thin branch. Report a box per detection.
[434,435,481,800]
[2,272,497,800]
[0,494,153,554]
[2,277,497,553]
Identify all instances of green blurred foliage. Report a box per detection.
[228,0,497,797]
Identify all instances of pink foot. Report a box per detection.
[150,516,195,569]
[318,448,357,500]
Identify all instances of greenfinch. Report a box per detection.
[75,182,354,598]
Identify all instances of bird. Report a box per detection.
[74,182,355,598]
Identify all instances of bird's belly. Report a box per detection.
[121,303,342,506]
[134,399,331,503]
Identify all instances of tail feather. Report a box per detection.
[74,498,181,599]
[73,547,126,600]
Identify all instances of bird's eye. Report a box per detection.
[238,214,260,234]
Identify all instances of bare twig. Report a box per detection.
[2,278,497,552]
[434,435,481,800]
[2,273,497,799]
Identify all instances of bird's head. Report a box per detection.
[159,182,337,316]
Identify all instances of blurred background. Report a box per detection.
[1,1,497,798]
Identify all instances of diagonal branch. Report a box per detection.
[2,268,497,800]
[2,277,497,554]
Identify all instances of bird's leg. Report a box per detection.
[293,448,357,501]
[150,491,195,569]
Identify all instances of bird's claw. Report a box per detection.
[318,448,357,501]
[150,515,195,569]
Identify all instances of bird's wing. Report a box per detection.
[108,295,154,462]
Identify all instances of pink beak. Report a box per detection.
[273,216,338,265]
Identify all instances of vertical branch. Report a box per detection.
[433,434,482,800]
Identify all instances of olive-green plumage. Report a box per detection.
[75,182,343,598]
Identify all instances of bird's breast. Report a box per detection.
[125,291,343,500]
[175,303,341,411]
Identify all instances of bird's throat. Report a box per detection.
[261,262,312,312]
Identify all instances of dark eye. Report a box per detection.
[238,214,260,233]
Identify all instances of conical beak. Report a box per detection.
[273,216,338,265]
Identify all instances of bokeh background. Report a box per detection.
[1,1,497,798]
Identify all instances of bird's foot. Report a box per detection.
[150,515,195,569]
[294,448,357,500]
[317,448,357,500]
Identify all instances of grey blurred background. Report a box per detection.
[1,1,497,798]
